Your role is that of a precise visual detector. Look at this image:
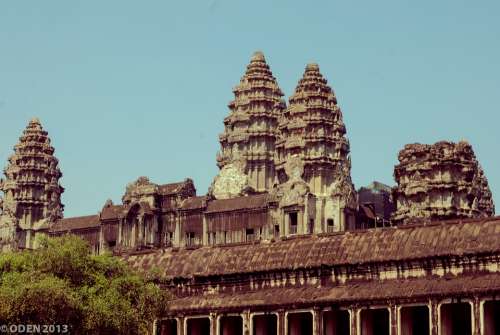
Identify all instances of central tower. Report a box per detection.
[275,63,357,231]
[212,51,286,199]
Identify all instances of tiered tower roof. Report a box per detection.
[392,141,495,224]
[0,118,64,227]
[276,63,354,198]
[214,51,286,197]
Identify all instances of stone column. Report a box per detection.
[210,313,217,335]
[304,196,309,234]
[277,309,285,335]
[178,316,185,335]
[242,310,251,335]
[175,216,181,247]
[152,319,158,335]
[473,297,481,335]
[117,219,123,246]
[351,307,359,335]
[313,308,322,335]
[430,299,439,335]
[98,225,105,255]
[284,212,289,236]
[138,214,145,247]
[390,304,398,335]
[202,214,208,246]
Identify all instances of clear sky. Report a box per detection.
[1,1,499,217]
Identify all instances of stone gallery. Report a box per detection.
[0,52,498,335]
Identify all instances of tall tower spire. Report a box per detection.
[212,51,286,199]
[276,64,357,230]
[0,118,64,249]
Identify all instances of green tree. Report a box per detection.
[0,235,168,334]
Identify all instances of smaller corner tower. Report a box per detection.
[0,118,64,250]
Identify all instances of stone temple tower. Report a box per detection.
[275,64,357,232]
[212,51,286,199]
[392,141,495,224]
[0,118,64,250]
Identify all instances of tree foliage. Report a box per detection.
[0,235,168,334]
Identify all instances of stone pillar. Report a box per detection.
[210,313,217,335]
[277,309,285,335]
[390,304,398,335]
[242,310,251,335]
[175,217,181,247]
[284,212,289,236]
[304,197,309,234]
[118,219,123,246]
[138,214,145,247]
[25,229,33,249]
[98,225,105,255]
[178,316,185,335]
[313,308,322,335]
[473,297,481,335]
[202,215,208,246]
[152,319,158,335]
[430,299,439,335]
[351,308,359,335]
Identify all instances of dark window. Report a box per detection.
[159,319,177,335]
[323,310,350,335]
[219,316,243,335]
[327,219,335,233]
[223,231,228,244]
[400,306,429,335]
[187,318,210,335]
[483,300,500,335]
[165,232,173,246]
[186,232,195,246]
[440,303,472,335]
[274,225,280,238]
[246,228,255,242]
[308,219,314,234]
[253,314,277,335]
[288,312,312,335]
[360,308,390,335]
[289,212,298,234]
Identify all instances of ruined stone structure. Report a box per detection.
[0,118,64,251]
[1,52,499,335]
[392,141,495,225]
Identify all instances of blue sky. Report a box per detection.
[1,1,499,217]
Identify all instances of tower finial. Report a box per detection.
[251,51,265,62]
[305,63,320,71]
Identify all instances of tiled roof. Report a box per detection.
[123,217,500,279]
[206,194,269,213]
[168,272,500,312]
[158,182,187,195]
[100,204,125,220]
[360,204,376,219]
[180,196,207,210]
[51,215,100,232]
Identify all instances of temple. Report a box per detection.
[1,51,499,335]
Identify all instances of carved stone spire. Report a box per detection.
[0,118,64,249]
[212,51,286,199]
[276,63,356,202]
[392,141,495,224]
